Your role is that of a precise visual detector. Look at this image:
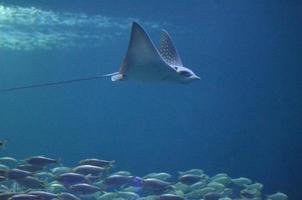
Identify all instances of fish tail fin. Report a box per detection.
[0,140,7,149]
[108,160,115,168]
[56,158,62,165]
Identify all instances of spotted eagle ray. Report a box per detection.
[109,22,200,82]
[0,22,199,93]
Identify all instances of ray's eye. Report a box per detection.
[179,71,191,77]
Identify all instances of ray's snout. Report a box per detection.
[177,67,200,83]
[192,74,200,80]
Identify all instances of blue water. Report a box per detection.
[0,0,301,199]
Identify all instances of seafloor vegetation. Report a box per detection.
[0,154,288,200]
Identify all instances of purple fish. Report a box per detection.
[72,165,106,175]
[104,175,134,187]
[25,156,59,167]
[6,169,32,180]
[16,177,45,189]
[57,193,80,200]
[69,183,100,195]
[17,164,43,172]
[179,174,202,185]
[8,194,40,200]
[0,193,19,200]
[57,173,88,186]
[159,194,185,200]
[142,178,172,194]
[203,192,220,200]
[28,191,57,200]
[79,159,114,168]
[129,176,144,187]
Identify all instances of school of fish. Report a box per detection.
[0,155,288,200]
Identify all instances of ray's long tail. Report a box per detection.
[0,72,118,93]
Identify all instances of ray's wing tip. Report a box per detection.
[131,21,140,30]
[132,21,141,27]
[132,21,146,33]
[131,21,145,32]
[161,29,169,35]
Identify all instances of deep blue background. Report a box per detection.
[0,0,301,199]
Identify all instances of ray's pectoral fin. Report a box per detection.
[118,22,169,81]
[158,30,183,67]
[126,22,160,64]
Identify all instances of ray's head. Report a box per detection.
[174,66,200,83]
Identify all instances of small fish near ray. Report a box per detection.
[111,22,200,83]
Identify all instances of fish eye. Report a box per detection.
[179,70,191,77]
